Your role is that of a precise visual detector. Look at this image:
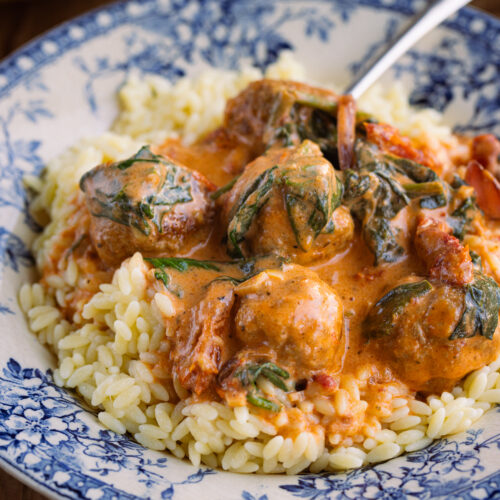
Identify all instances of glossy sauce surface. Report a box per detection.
[46,81,500,432]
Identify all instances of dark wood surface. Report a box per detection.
[0,0,498,498]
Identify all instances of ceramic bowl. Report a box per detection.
[0,1,499,498]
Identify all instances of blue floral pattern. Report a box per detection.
[279,428,500,499]
[2,357,500,499]
[0,99,50,231]
[72,2,356,114]
[0,359,215,499]
[349,8,500,135]
[0,227,33,272]
[0,304,13,315]
[0,0,500,498]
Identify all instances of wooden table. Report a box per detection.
[0,0,498,498]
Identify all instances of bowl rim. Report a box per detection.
[0,0,498,98]
[0,0,499,498]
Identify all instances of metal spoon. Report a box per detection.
[345,0,472,99]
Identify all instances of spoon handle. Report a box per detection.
[345,0,471,100]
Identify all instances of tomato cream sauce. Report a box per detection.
[42,80,500,443]
[153,137,420,377]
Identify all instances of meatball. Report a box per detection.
[365,276,500,393]
[224,79,339,159]
[222,140,353,263]
[233,264,345,374]
[171,264,344,397]
[80,146,215,265]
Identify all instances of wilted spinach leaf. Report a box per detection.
[364,280,433,338]
[113,145,166,170]
[227,166,278,258]
[80,146,194,236]
[236,361,290,412]
[342,140,447,264]
[450,272,500,341]
[146,257,221,272]
[226,141,343,257]
[448,196,479,240]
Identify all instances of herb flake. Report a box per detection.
[146,257,221,272]
[236,361,290,412]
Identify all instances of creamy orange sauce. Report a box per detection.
[154,138,424,378]
[43,79,500,443]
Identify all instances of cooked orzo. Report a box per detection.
[20,53,500,474]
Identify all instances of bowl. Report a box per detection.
[0,1,499,498]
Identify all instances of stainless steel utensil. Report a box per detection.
[345,0,472,99]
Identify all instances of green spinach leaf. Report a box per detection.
[342,141,447,264]
[448,196,479,241]
[210,176,240,200]
[282,163,340,251]
[227,166,278,258]
[236,361,290,412]
[364,280,433,338]
[113,145,166,170]
[146,257,221,272]
[80,146,194,236]
[450,272,500,340]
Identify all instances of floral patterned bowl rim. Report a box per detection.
[0,1,499,499]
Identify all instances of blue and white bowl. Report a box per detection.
[1,1,499,498]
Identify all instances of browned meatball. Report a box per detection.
[80,146,215,265]
[365,276,500,393]
[221,141,353,263]
[233,264,345,374]
[224,79,339,158]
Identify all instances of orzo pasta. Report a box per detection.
[20,53,500,474]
